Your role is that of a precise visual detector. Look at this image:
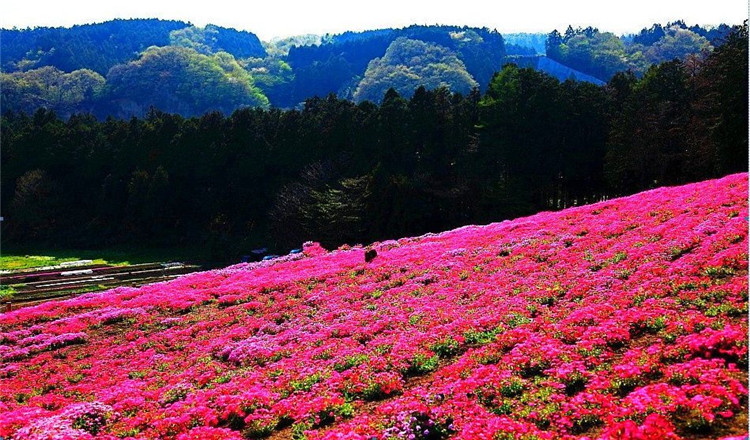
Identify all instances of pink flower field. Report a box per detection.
[1,174,748,440]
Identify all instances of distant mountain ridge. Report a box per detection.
[1,19,190,74]
[0,18,734,118]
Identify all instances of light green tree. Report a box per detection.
[353,38,478,103]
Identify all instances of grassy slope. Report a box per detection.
[0,246,209,271]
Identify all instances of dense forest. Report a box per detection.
[1,21,506,116]
[1,19,730,117]
[546,20,732,81]
[0,19,190,74]
[2,23,746,259]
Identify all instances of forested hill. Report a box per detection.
[0,19,737,118]
[281,25,506,106]
[0,21,506,115]
[0,19,189,74]
[546,20,734,81]
[0,19,266,74]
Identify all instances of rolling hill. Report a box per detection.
[0,173,747,439]
[1,20,732,117]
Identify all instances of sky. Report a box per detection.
[1,0,747,40]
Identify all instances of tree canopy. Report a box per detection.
[1,19,188,74]
[105,46,269,117]
[1,66,105,117]
[546,21,729,80]
[169,24,266,58]
[0,20,738,115]
[353,38,478,103]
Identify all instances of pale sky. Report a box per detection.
[1,0,747,40]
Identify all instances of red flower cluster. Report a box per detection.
[1,173,747,439]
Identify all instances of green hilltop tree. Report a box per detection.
[547,23,722,81]
[105,46,269,117]
[555,29,629,80]
[169,24,266,58]
[642,26,712,64]
[353,37,478,103]
[169,26,218,55]
[1,66,105,117]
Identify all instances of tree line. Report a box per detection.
[2,24,746,260]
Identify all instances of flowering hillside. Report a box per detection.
[1,174,747,440]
